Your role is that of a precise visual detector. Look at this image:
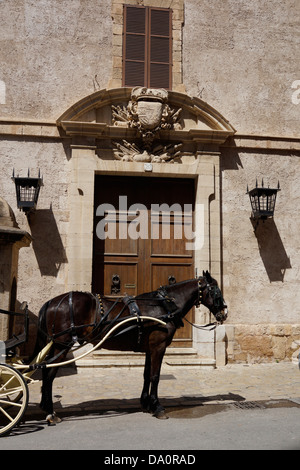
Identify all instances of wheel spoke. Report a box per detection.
[0,386,24,397]
[0,375,16,392]
[0,399,23,408]
[0,406,14,422]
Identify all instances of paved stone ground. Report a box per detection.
[25,361,300,417]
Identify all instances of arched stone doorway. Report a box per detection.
[57,87,235,364]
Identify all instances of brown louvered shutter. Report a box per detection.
[149,8,172,89]
[123,6,172,89]
[123,5,146,87]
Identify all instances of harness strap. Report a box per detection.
[156,287,178,314]
[123,295,141,317]
[155,288,185,327]
[123,296,143,344]
[69,292,78,344]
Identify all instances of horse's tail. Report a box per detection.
[29,300,51,362]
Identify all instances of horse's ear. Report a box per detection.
[205,270,213,282]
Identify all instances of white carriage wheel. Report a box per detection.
[0,363,29,437]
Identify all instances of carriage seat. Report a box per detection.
[4,332,27,355]
[1,301,28,357]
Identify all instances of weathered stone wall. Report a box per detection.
[221,140,300,362]
[0,0,112,120]
[184,0,300,137]
[221,145,300,323]
[0,0,299,362]
[226,324,300,364]
[1,0,299,130]
[0,135,70,315]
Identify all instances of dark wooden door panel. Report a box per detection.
[93,176,195,346]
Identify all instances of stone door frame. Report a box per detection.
[57,87,235,360]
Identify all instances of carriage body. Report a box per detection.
[0,304,30,436]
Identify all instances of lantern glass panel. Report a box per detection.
[19,185,37,202]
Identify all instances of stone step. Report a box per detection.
[165,358,215,368]
[75,347,215,369]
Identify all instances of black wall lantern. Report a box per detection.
[12,169,43,214]
[247,179,280,226]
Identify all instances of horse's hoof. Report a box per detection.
[153,410,169,419]
[46,412,62,426]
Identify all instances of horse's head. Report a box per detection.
[197,271,228,323]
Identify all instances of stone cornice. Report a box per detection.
[0,118,298,151]
[223,134,300,151]
[0,119,61,139]
[59,120,233,145]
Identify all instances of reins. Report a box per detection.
[183,317,218,331]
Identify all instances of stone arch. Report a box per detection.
[56,87,235,364]
[57,87,235,137]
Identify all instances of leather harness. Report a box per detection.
[45,286,186,356]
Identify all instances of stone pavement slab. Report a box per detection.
[25,361,300,418]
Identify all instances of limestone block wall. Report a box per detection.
[221,138,300,362]
[183,0,300,137]
[0,134,70,315]
[0,0,112,121]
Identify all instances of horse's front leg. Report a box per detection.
[40,347,68,425]
[141,352,151,412]
[40,366,61,425]
[148,346,168,419]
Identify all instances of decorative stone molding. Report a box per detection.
[57,87,236,164]
[113,139,183,163]
[113,87,181,132]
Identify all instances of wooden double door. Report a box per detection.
[92,175,195,347]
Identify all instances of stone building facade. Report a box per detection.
[0,0,299,365]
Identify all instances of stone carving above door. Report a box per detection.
[112,87,181,133]
[57,87,236,163]
[112,87,183,163]
[113,140,183,163]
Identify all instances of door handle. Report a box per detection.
[111,274,121,294]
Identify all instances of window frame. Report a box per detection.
[122,4,173,90]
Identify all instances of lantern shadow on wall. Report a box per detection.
[28,207,68,277]
[12,170,67,277]
[247,180,291,282]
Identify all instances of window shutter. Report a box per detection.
[123,6,172,89]
[149,8,172,89]
[123,6,146,87]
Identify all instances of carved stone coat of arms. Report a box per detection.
[112,87,182,163]
[135,100,163,130]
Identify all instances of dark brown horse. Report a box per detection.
[32,271,227,422]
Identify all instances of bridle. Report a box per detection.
[196,277,226,317]
[195,277,203,308]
